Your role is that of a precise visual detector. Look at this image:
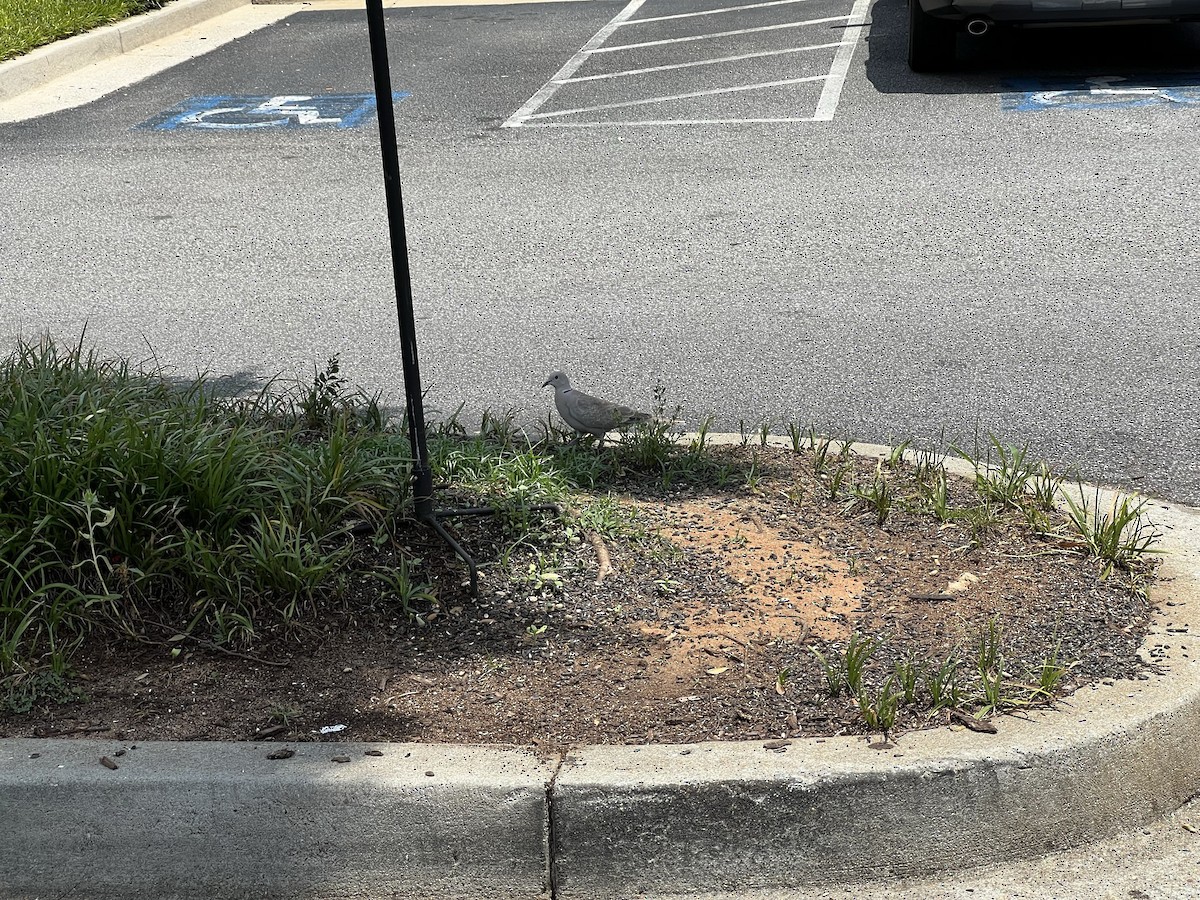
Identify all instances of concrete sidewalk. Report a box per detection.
[3,454,1199,899]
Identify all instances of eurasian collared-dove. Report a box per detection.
[542,371,651,442]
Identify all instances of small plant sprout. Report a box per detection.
[917,465,952,521]
[843,632,880,695]
[885,439,911,470]
[827,462,852,500]
[893,654,923,704]
[786,421,806,454]
[976,617,1004,677]
[811,646,846,697]
[926,654,964,712]
[811,431,837,476]
[370,559,437,618]
[688,416,714,454]
[775,667,790,695]
[758,420,773,448]
[858,677,902,744]
[852,462,893,527]
[526,623,547,637]
[1029,646,1072,700]
[1029,460,1065,510]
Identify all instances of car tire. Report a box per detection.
[907,0,957,72]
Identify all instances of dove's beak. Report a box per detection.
[541,378,551,388]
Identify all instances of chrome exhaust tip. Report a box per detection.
[966,16,991,35]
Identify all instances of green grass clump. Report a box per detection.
[0,337,411,683]
[0,0,165,62]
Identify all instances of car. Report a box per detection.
[907,0,1200,71]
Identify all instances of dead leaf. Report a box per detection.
[99,756,119,770]
[706,666,729,675]
[762,739,792,750]
[949,709,998,734]
[266,748,295,760]
[1183,823,1198,834]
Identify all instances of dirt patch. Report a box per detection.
[0,445,1158,751]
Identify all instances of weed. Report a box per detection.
[926,654,964,712]
[1063,483,1162,576]
[371,558,437,617]
[858,676,902,743]
[843,632,879,695]
[811,646,846,698]
[1029,461,1065,510]
[962,437,1037,509]
[916,465,952,521]
[1028,644,1071,701]
[826,462,852,500]
[786,422,807,454]
[851,463,893,527]
[268,702,303,726]
[893,654,923,705]
[975,617,1003,675]
[884,440,911,470]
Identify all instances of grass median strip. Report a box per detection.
[0,0,169,62]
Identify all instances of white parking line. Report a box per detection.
[556,41,848,83]
[595,15,852,53]
[501,0,647,127]
[526,73,830,120]
[811,0,870,120]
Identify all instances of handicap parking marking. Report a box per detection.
[503,0,870,128]
[1002,75,1200,112]
[136,92,410,131]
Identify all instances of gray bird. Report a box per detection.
[542,370,652,443]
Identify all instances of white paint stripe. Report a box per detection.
[501,0,647,128]
[593,15,852,53]
[558,41,849,83]
[526,117,822,126]
[811,0,871,121]
[527,74,829,120]
[625,0,822,25]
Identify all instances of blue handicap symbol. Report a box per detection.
[137,92,410,131]
[1003,75,1200,111]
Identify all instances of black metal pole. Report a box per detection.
[364,0,434,520]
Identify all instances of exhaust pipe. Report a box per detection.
[966,16,991,35]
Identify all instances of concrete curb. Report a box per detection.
[2,740,555,899]
[3,446,1199,898]
[0,0,248,104]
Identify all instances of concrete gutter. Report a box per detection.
[2,454,1199,898]
[0,0,250,104]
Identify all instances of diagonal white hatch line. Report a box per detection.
[594,15,853,53]
[501,0,648,127]
[557,42,850,84]
[526,74,831,121]
[812,0,872,121]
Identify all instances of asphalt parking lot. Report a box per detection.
[1,1,1197,503]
